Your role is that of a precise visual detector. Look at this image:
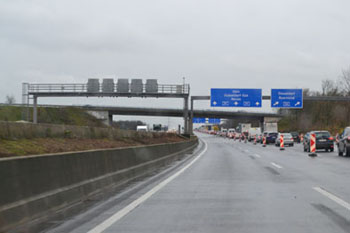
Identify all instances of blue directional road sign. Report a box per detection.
[208,118,221,124]
[192,117,206,123]
[211,88,262,107]
[271,89,303,108]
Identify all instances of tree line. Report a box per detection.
[279,66,350,134]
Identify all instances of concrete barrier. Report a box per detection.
[0,139,198,232]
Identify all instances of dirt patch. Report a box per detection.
[0,134,187,158]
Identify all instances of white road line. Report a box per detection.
[87,141,208,233]
[254,154,261,158]
[313,187,350,211]
[271,162,283,169]
[244,149,250,153]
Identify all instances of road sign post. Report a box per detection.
[271,89,303,108]
[211,89,262,107]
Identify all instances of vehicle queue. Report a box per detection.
[196,127,350,157]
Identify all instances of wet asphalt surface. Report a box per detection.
[48,133,350,233]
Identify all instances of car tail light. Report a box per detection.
[329,137,334,141]
[291,138,294,141]
[347,136,350,141]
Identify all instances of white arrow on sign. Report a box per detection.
[273,101,279,106]
[295,101,300,106]
[256,102,260,106]
[234,102,238,106]
[213,101,217,105]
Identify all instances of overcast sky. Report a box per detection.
[1,0,350,127]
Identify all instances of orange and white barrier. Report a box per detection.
[254,136,257,145]
[280,135,284,150]
[262,136,266,147]
[309,133,317,156]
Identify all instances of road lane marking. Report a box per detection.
[271,162,283,169]
[313,187,350,211]
[87,140,208,233]
[244,149,250,153]
[254,154,261,158]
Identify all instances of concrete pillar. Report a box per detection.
[108,113,113,126]
[183,97,189,135]
[189,98,194,135]
[33,96,38,124]
[259,117,264,133]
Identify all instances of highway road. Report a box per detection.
[48,133,350,233]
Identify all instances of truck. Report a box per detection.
[264,122,278,133]
[237,123,251,133]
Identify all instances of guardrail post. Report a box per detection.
[33,96,38,124]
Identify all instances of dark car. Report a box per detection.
[266,132,278,144]
[337,127,350,156]
[290,132,300,143]
[303,131,334,152]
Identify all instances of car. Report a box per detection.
[275,133,294,147]
[265,132,278,144]
[227,128,235,138]
[303,131,334,152]
[302,132,310,150]
[337,127,350,156]
[220,129,227,137]
[290,132,300,143]
[256,133,262,143]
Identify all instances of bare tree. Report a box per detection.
[5,95,16,104]
[339,66,350,95]
[321,79,340,96]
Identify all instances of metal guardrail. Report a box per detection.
[27,83,190,95]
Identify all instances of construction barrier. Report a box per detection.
[309,133,317,157]
[280,134,285,151]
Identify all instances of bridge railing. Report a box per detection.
[27,83,190,95]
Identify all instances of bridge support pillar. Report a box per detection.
[183,97,189,135]
[33,96,38,124]
[108,113,113,126]
[189,98,194,135]
[259,118,264,133]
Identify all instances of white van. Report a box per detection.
[248,127,261,141]
[136,125,149,132]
